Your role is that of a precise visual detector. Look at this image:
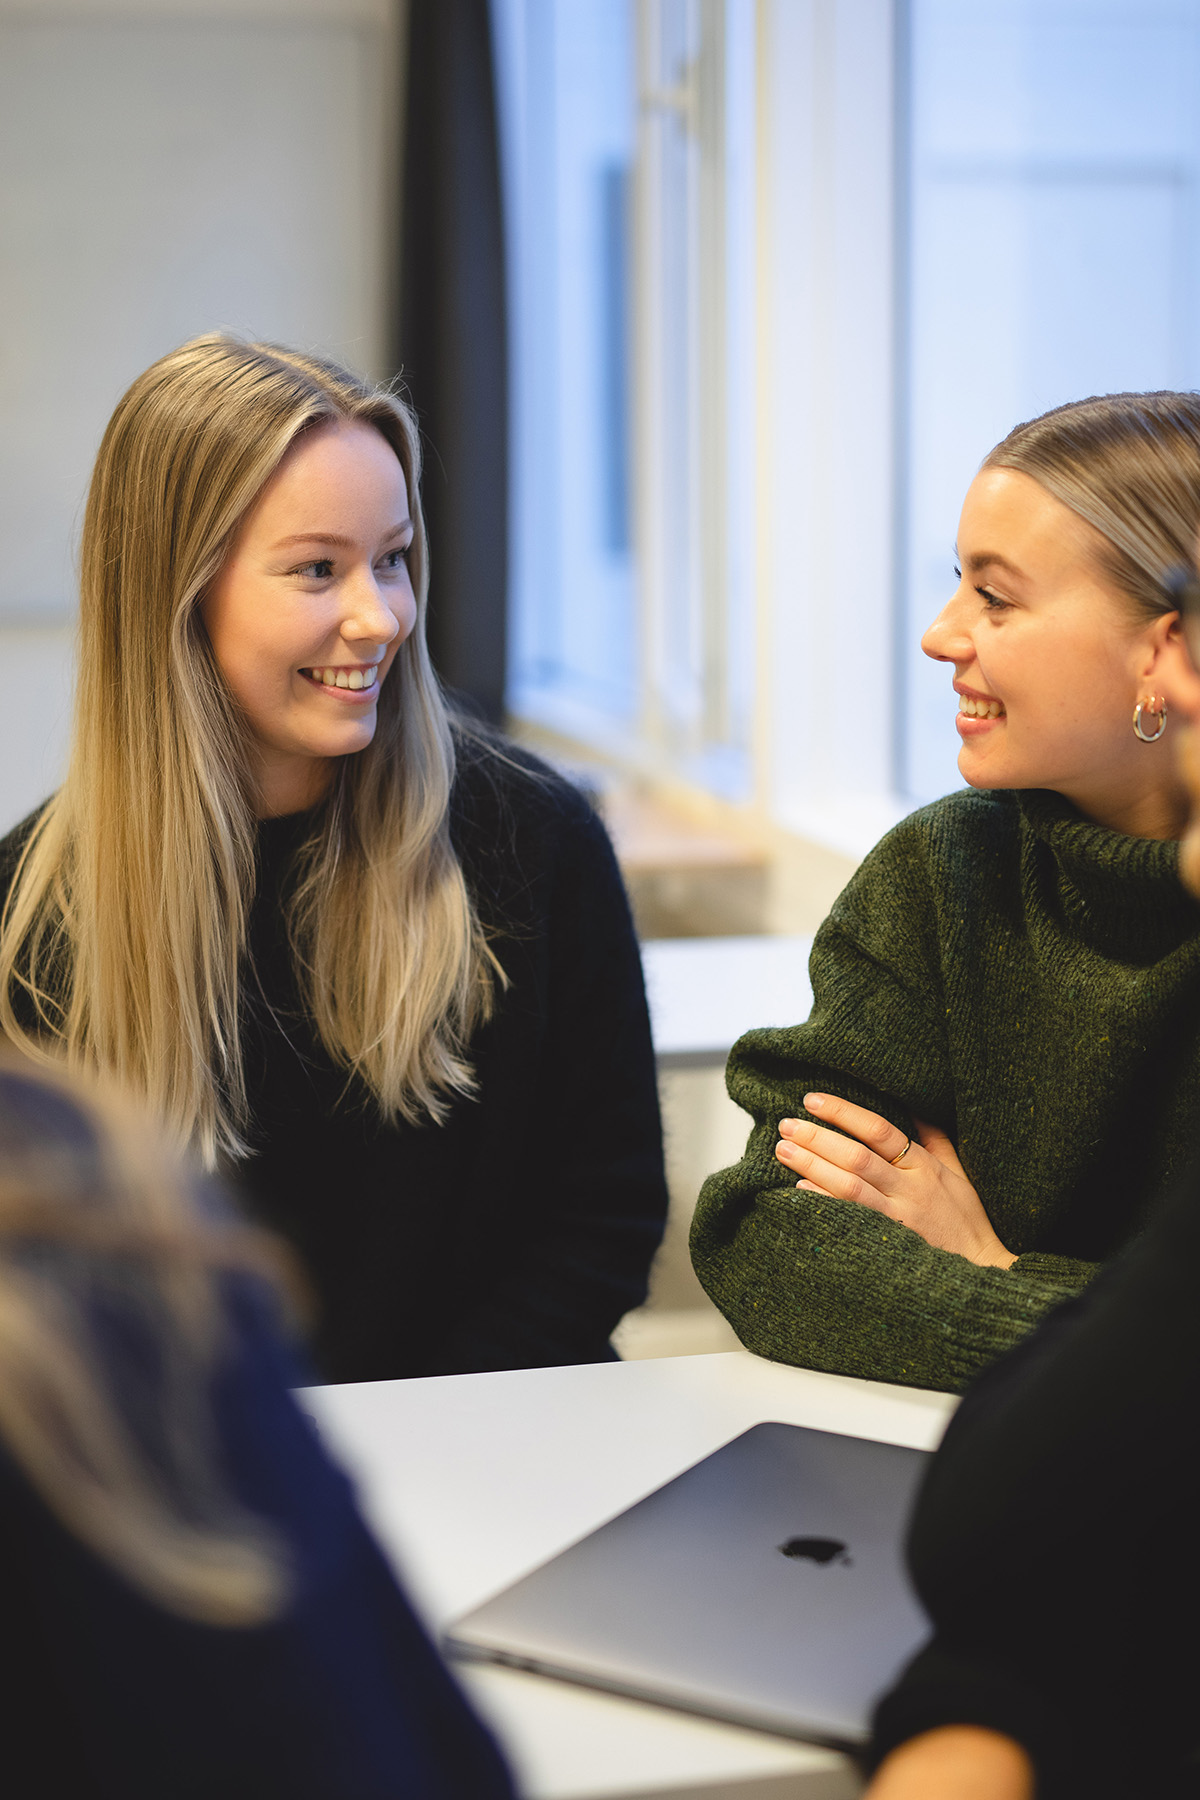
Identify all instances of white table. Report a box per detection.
[641,937,814,1067]
[301,1351,956,1800]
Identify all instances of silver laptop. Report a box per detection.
[445,1421,931,1749]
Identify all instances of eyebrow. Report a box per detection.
[270,520,414,551]
[955,545,1028,583]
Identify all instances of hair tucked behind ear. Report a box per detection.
[984,391,1200,618]
[0,334,497,1166]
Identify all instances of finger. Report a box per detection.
[777,1120,897,1188]
[775,1137,896,1215]
[802,1093,911,1164]
[913,1117,966,1176]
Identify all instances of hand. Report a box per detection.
[775,1093,1016,1269]
[865,1727,1034,1799]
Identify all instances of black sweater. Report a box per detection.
[869,1145,1200,1796]
[0,744,669,1383]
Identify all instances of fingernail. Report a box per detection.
[779,1118,799,1133]
[803,1094,826,1110]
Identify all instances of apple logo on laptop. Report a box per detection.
[778,1536,852,1566]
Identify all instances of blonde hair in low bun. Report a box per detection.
[983,390,1200,619]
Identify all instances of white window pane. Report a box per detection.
[498,0,638,728]
[902,0,1200,804]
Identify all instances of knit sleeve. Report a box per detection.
[689,822,1083,1393]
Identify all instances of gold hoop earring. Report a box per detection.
[1133,696,1167,743]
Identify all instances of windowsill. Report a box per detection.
[507,714,866,936]
[774,791,916,865]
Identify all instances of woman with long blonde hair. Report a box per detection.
[0,334,666,1381]
[0,1051,514,1796]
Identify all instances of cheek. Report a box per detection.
[1181,823,1200,898]
[203,601,301,721]
[396,585,419,639]
[385,590,420,660]
[200,595,248,699]
[994,634,1119,727]
[201,578,273,684]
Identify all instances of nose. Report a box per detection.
[339,565,407,649]
[921,589,975,666]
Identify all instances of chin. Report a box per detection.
[317,724,379,760]
[958,757,1009,792]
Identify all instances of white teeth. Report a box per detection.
[304,665,378,689]
[959,696,1004,719]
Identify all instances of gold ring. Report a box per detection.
[890,1135,912,1166]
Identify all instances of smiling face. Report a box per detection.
[201,419,417,817]
[921,466,1190,839]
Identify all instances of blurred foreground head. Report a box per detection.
[1170,553,1200,899]
[0,1052,296,1624]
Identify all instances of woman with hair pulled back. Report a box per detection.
[0,334,667,1382]
[693,391,1200,1392]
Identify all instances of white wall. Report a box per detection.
[0,0,400,831]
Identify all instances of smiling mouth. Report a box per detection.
[958,695,1005,719]
[300,665,380,692]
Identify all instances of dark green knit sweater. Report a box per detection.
[690,787,1200,1393]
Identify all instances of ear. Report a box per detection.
[1139,609,1185,680]
[1154,611,1200,721]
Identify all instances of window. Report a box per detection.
[901,0,1200,803]
[497,0,1200,856]
[496,0,759,800]
[493,0,639,740]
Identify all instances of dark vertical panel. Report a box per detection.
[399,0,508,722]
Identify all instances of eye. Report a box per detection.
[978,586,1010,613]
[294,558,335,580]
[953,561,962,581]
[378,545,411,574]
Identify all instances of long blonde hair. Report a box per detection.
[0,335,495,1167]
[0,1051,297,1624]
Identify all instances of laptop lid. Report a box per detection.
[445,1420,930,1749]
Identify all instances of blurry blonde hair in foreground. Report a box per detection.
[0,334,495,1168]
[0,1050,295,1625]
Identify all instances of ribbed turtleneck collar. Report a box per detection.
[1016,787,1199,957]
